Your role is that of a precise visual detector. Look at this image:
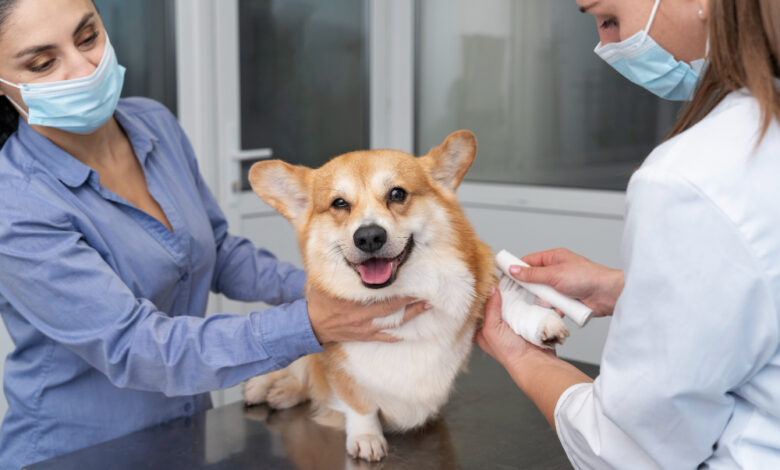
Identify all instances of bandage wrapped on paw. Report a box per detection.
[497,275,570,348]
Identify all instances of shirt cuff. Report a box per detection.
[554,382,591,420]
[554,382,594,470]
[289,268,307,300]
[250,298,323,364]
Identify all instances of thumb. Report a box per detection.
[510,265,558,287]
[484,287,503,327]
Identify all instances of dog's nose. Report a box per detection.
[353,224,387,253]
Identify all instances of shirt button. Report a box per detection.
[180,272,190,282]
[184,402,192,413]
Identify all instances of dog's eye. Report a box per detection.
[331,198,350,210]
[388,187,407,203]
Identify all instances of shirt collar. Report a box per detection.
[114,102,160,164]
[16,100,160,188]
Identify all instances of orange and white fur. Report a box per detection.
[243,131,568,461]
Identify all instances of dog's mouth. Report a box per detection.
[348,236,415,289]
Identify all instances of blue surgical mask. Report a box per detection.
[0,36,125,134]
[594,0,706,101]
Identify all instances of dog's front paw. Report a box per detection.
[541,315,570,346]
[347,433,388,462]
[266,375,306,410]
[243,375,273,406]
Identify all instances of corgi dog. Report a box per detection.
[243,130,568,461]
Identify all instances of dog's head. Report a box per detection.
[248,130,477,301]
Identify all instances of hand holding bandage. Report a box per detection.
[504,248,625,319]
[482,248,624,352]
[496,250,593,327]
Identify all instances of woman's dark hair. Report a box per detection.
[0,94,18,150]
[0,0,21,149]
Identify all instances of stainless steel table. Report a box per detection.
[26,351,599,469]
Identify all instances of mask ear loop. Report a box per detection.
[0,78,29,118]
[641,0,663,45]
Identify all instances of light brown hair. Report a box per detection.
[669,0,780,141]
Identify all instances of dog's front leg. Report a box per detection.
[344,406,387,461]
[498,275,569,347]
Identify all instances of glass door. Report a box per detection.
[187,0,372,406]
[415,0,680,190]
[212,0,370,280]
[237,0,369,167]
[96,0,178,113]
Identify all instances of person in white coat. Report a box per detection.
[477,0,780,468]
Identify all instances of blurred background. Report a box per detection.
[0,0,683,416]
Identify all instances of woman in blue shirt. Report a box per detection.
[0,0,427,467]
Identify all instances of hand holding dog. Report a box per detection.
[510,248,624,318]
[307,286,431,344]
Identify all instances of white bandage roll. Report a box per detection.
[495,250,594,327]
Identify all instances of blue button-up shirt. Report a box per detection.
[0,98,323,469]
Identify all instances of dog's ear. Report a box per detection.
[248,160,311,223]
[419,130,477,192]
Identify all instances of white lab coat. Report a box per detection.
[555,88,780,469]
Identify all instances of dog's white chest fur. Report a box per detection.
[338,259,476,430]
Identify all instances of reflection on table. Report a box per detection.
[27,351,599,470]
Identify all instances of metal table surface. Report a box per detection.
[26,351,599,470]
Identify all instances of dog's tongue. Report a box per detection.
[358,258,394,285]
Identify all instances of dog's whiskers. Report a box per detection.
[326,241,345,259]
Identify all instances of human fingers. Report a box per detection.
[520,248,569,268]
[362,296,418,319]
[368,332,401,343]
[401,300,433,323]
[509,264,561,287]
[358,301,432,343]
